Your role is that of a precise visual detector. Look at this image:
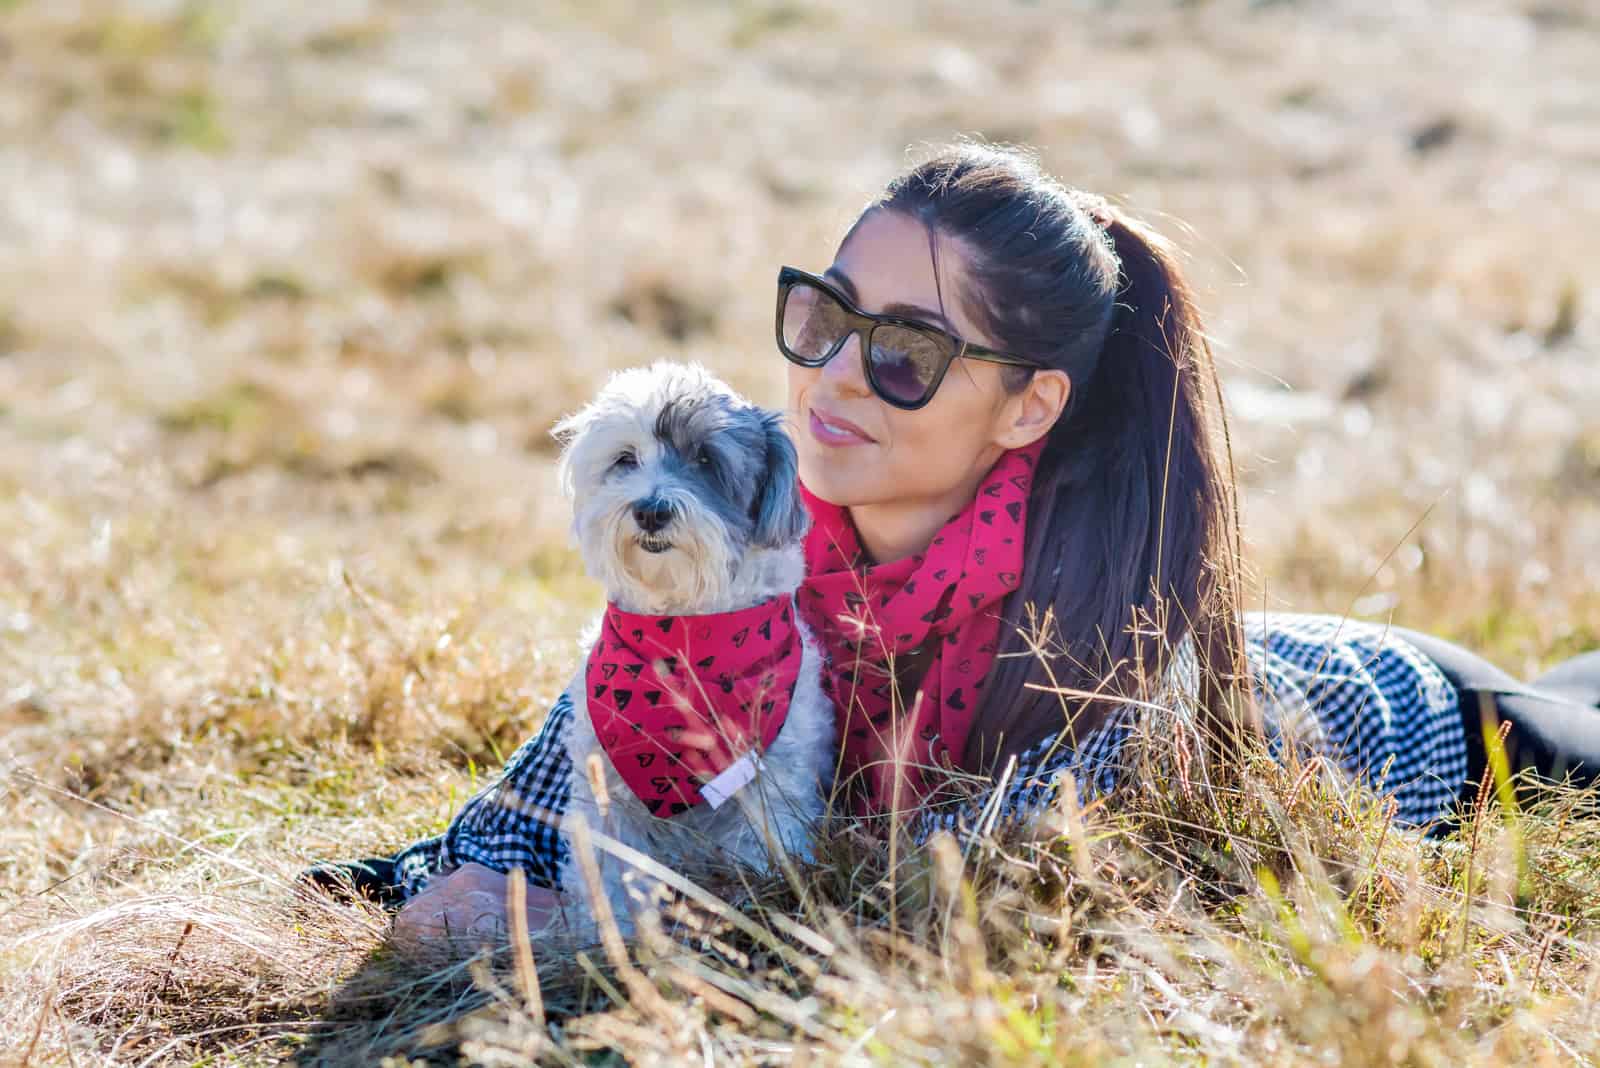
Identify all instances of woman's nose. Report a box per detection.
[819,331,871,396]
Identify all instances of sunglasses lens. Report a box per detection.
[778,275,954,408]
[780,283,848,364]
[868,325,949,406]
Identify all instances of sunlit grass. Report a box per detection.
[1,0,1598,1062]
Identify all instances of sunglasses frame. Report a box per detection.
[775,265,1045,411]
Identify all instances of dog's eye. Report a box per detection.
[694,448,712,467]
[613,449,638,470]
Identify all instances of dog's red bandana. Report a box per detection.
[587,595,802,818]
[796,440,1044,816]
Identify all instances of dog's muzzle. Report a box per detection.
[632,497,675,553]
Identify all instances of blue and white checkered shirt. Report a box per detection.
[393,612,1469,897]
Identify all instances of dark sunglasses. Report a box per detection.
[775,265,1045,411]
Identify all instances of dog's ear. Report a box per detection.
[551,404,591,498]
[750,411,809,548]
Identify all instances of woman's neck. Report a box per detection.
[847,458,998,563]
[847,502,949,564]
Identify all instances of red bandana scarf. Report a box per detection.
[586,595,802,818]
[796,440,1044,816]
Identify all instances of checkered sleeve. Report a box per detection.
[393,690,576,898]
[911,709,1137,845]
[913,614,1470,845]
[910,644,1191,845]
[1241,612,1469,831]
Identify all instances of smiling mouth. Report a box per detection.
[637,535,674,554]
[809,407,875,446]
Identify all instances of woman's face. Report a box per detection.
[786,209,1036,517]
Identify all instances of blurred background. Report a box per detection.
[2,0,1598,792]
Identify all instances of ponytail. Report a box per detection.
[874,143,1257,774]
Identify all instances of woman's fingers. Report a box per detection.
[392,864,565,948]
[437,861,509,897]
[517,884,565,934]
[392,865,509,945]
[393,892,507,945]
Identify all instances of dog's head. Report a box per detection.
[554,362,807,612]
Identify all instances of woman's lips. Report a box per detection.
[808,407,876,447]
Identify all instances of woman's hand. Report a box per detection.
[392,862,563,948]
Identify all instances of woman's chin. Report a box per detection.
[797,469,876,509]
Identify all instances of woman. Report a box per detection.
[305,143,1600,939]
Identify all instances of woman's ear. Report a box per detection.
[995,369,1071,450]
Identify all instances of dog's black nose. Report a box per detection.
[632,498,673,534]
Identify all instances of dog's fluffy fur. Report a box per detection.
[551,362,833,929]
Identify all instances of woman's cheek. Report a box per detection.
[785,366,814,417]
[794,443,821,489]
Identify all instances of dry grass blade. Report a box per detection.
[574,821,833,974]
[505,868,545,1034]
[566,815,669,1020]
[5,0,1600,1063]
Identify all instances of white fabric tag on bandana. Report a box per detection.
[700,751,764,810]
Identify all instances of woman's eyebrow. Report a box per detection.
[823,266,956,332]
[822,265,859,300]
[881,302,954,331]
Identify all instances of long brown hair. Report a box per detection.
[870,142,1256,771]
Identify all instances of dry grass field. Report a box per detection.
[3,0,1600,1063]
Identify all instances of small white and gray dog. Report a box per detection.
[549,361,833,930]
